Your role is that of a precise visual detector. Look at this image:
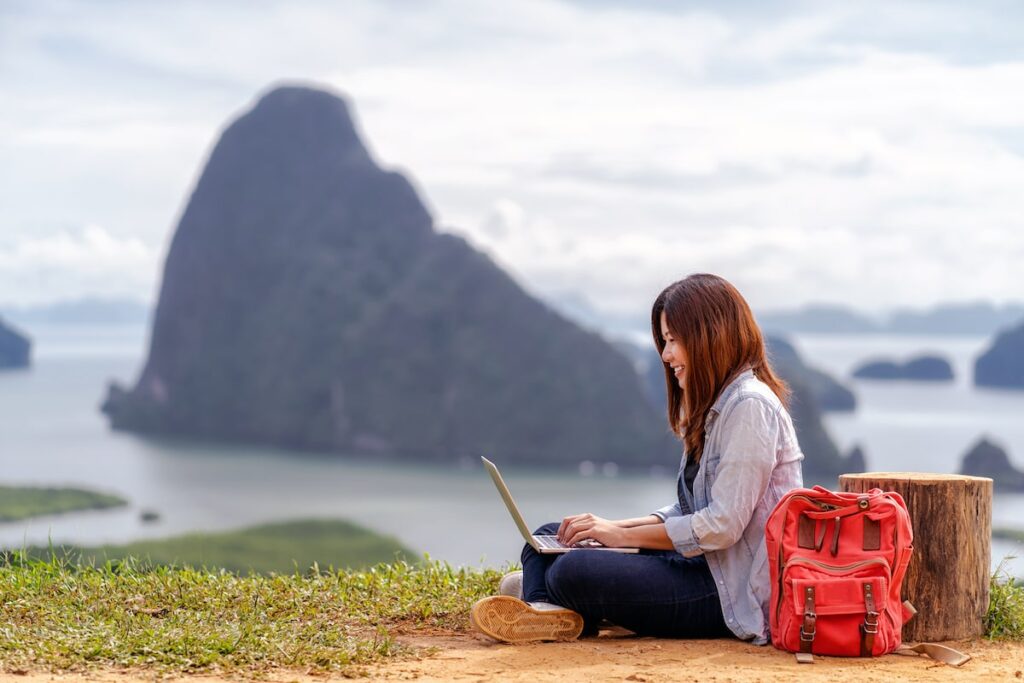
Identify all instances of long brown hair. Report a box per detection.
[651,273,789,463]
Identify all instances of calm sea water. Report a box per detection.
[0,325,1021,574]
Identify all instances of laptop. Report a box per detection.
[481,456,639,554]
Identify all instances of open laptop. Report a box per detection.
[481,456,639,554]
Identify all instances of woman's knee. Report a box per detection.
[545,551,605,605]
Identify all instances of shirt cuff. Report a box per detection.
[664,514,704,557]
[651,502,681,521]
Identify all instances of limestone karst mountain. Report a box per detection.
[975,321,1024,389]
[102,85,669,466]
[959,437,1024,491]
[765,336,856,411]
[0,318,30,369]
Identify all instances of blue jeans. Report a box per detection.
[522,522,733,638]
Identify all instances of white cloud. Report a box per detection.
[2,0,1024,320]
[0,226,159,306]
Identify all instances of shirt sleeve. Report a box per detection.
[662,396,780,557]
[651,502,682,521]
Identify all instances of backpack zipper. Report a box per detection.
[789,494,840,511]
[785,556,891,572]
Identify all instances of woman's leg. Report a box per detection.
[520,522,560,602]
[471,522,586,643]
[545,549,732,638]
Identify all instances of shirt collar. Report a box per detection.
[709,366,755,417]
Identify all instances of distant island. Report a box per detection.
[101,85,668,469]
[852,354,954,381]
[975,321,1024,389]
[759,301,1024,336]
[758,305,879,334]
[1,297,150,327]
[0,485,127,522]
[0,318,31,369]
[958,437,1024,491]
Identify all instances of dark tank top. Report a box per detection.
[683,451,699,495]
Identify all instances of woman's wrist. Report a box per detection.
[621,523,675,550]
[616,515,662,528]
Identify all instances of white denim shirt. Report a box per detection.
[651,368,804,644]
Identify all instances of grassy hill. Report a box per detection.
[16,519,415,575]
[0,485,127,522]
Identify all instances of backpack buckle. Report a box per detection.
[860,583,879,656]
[862,611,879,635]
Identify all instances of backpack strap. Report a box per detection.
[859,582,878,656]
[894,643,971,667]
[796,585,816,663]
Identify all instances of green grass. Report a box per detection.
[986,556,1024,639]
[16,519,416,575]
[0,485,127,522]
[0,548,1017,676]
[0,554,505,675]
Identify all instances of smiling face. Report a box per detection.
[659,311,688,388]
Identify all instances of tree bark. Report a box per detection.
[839,472,992,642]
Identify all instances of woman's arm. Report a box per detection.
[556,513,661,543]
[558,513,673,549]
[622,522,675,550]
[615,515,663,528]
[662,396,779,556]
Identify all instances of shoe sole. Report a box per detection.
[470,596,584,644]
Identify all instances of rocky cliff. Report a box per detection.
[959,437,1024,491]
[975,322,1024,389]
[0,318,30,369]
[102,85,668,466]
[765,336,856,411]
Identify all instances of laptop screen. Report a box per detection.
[481,456,539,547]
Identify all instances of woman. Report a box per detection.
[470,273,804,644]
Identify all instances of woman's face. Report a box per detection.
[659,311,687,387]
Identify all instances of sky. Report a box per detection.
[3,0,1024,322]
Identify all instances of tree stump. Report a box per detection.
[839,472,992,642]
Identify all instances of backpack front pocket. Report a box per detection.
[778,557,894,657]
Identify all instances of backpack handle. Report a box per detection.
[804,502,870,520]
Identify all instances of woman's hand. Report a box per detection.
[557,513,631,548]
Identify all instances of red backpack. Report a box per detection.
[765,485,915,660]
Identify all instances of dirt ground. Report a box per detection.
[6,631,1023,683]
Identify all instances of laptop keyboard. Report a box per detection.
[535,535,569,549]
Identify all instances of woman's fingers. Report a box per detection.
[557,513,593,541]
[560,519,588,543]
[562,518,597,545]
[556,516,576,540]
[560,520,580,542]
[565,523,602,547]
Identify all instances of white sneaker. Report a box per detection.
[498,570,523,599]
[469,596,584,644]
